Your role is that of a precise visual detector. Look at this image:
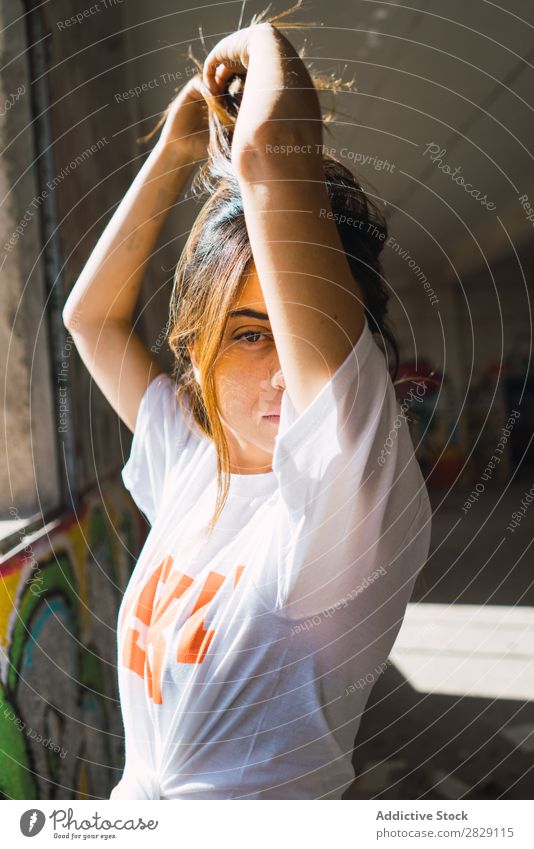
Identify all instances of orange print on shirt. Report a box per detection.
[121,558,245,704]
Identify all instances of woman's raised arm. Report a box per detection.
[62,74,209,432]
[204,24,366,416]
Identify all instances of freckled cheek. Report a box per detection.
[214,358,263,422]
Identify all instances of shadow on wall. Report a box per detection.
[0,487,147,800]
[345,658,534,801]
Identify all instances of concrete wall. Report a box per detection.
[0,484,146,799]
[0,0,162,800]
[0,0,60,519]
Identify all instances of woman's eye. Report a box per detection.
[234,331,269,345]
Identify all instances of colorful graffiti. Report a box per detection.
[0,487,147,799]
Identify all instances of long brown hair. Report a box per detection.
[145,4,404,537]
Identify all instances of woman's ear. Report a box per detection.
[188,345,201,383]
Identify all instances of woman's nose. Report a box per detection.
[271,365,285,390]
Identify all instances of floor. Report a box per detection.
[344,474,534,800]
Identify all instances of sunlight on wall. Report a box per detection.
[391,603,534,702]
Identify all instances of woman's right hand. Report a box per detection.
[155,73,212,164]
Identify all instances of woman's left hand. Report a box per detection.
[202,25,262,97]
[202,23,321,169]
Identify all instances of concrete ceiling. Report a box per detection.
[124,0,534,291]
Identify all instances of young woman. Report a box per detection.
[63,20,432,800]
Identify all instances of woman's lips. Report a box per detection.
[263,414,280,423]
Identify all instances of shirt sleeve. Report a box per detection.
[270,316,432,620]
[121,372,194,526]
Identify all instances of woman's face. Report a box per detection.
[192,266,285,474]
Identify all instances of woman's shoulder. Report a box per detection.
[145,371,205,445]
[122,371,210,524]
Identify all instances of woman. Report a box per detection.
[63,20,432,800]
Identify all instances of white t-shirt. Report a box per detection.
[110,316,432,800]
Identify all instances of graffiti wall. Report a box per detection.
[0,487,147,800]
